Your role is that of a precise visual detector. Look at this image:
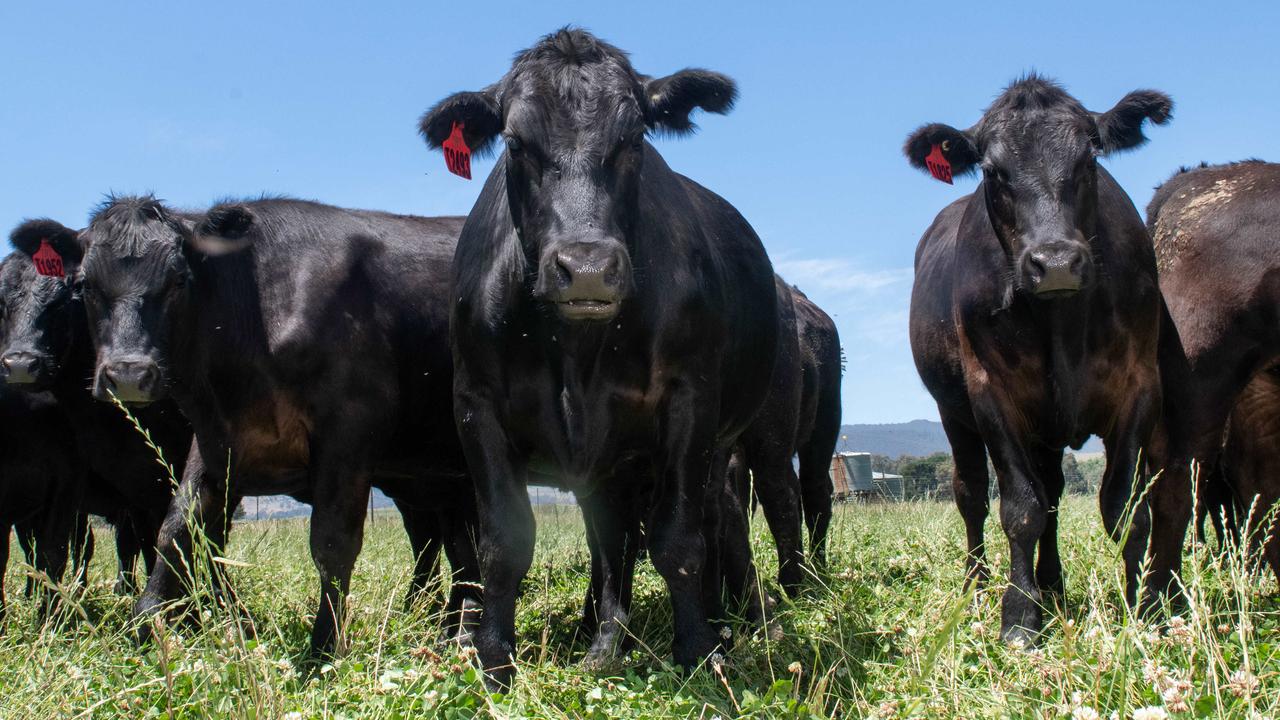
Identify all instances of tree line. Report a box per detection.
[866,452,1106,500]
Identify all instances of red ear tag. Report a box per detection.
[33,239,65,278]
[925,143,953,185]
[442,122,472,180]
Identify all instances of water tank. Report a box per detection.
[847,452,874,492]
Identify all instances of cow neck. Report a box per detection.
[547,320,615,473]
[1033,291,1093,435]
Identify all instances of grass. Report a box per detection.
[1,496,1278,719]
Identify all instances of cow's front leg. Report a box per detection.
[395,501,443,612]
[649,383,722,671]
[135,440,232,643]
[1100,381,1160,607]
[971,395,1048,647]
[439,492,483,643]
[715,451,771,629]
[1033,447,1066,602]
[738,446,807,597]
[456,389,532,690]
[580,487,640,669]
[112,515,142,594]
[307,427,375,660]
[942,413,993,587]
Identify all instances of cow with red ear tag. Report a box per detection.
[77,195,484,663]
[905,75,1172,646]
[419,28,777,687]
[1,219,193,598]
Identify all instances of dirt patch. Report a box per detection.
[1153,177,1246,272]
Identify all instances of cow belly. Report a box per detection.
[230,396,312,486]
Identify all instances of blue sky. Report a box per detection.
[2,1,1276,423]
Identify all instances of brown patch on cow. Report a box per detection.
[232,392,312,475]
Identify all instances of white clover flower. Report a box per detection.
[1160,685,1189,713]
[1229,669,1260,698]
[1071,708,1101,720]
[1132,707,1168,720]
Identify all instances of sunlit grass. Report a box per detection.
[0,497,1277,718]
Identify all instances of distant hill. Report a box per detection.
[838,420,1103,457]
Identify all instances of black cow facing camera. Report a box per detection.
[1,220,192,598]
[77,195,482,661]
[906,75,1171,646]
[421,28,777,687]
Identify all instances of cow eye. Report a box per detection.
[506,136,524,155]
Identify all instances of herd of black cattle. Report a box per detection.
[1,28,1278,688]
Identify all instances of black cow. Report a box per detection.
[905,75,1171,644]
[2,221,193,595]
[76,196,481,659]
[0,384,80,623]
[1145,160,1280,599]
[787,286,842,570]
[419,28,778,685]
[728,280,841,595]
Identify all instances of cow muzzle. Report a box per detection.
[539,240,631,322]
[0,350,50,387]
[1021,241,1089,298]
[95,356,163,404]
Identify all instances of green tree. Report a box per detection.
[1063,453,1088,495]
[1076,456,1106,495]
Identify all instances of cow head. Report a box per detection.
[419,28,737,323]
[905,75,1171,299]
[0,220,85,389]
[79,196,198,405]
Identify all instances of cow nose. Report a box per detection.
[546,241,631,321]
[1024,244,1086,296]
[99,358,161,403]
[1,351,43,385]
[554,250,623,295]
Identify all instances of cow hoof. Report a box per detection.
[672,626,724,673]
[582,644,621,673]
[442,622,476,649]
[476,634,517,692]
[1000,624,1039,650]
[582,629,628,672]
[778,563,808,598]
[132,595,167,644]
[965,563,992,590]
[482,662,516,693]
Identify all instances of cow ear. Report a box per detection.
[418,88,503,157]
[10,219,84,271]
[191,204,256,256]
[644,69,737,135]
[903,123,981,180]
[1093,90,1173,155]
